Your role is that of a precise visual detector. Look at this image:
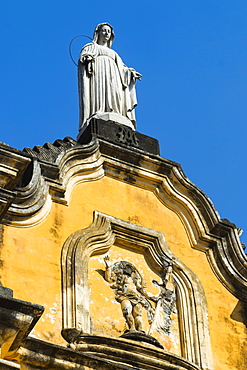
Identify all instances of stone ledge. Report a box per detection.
[0,295,44,359]
[70,334,199,370]
[14,335,200,370]
[0,188,16,220]
[0,147,31,191]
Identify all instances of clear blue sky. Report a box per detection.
[1,1,247,246]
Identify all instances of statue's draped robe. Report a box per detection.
[78,43,137,130]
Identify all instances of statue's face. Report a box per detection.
[98,24,112,43]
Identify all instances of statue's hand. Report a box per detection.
[134,71,142,80]
[130,69,142,81]
[81,55,94,63]
[81,55,95,76]
[104,255,111,268]
[104,255,112,282]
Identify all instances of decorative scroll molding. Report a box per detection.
[0,189,16,221]
[3,140,104,226]
[0,295,44,361]
[0,144,31,222]
[61,211,213,370]
[1,136,247,304]
[100,140,247,302]
[23,137,78,163]
[0,147,31,191]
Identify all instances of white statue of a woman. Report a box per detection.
[78,23,141,134]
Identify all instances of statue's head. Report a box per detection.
[93,22,115,48]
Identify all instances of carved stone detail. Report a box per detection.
[104,258,155,332]
[0,295,44,361]
[23,137,78,163]
[21,335,199,370]
[103,257,176,336]
[0,147,30,190]
[0,144,31,221]
[61,211,214,370]
[148,264,177,336]
[1,134,246,312]
[116,126,139,147]
[0,189,16,221]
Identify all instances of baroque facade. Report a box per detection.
[0,120,246,370]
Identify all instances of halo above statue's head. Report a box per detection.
[93,22,115,48]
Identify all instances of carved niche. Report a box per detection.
[61,211,213,370]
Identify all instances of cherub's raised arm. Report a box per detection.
[104,255,112,282]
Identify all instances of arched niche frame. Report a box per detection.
[61,211,213,370]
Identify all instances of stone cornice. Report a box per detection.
[99,139,247,300]
[0,147,31,190]
[0,188,16,220]
[0,136,246,302]
[0,295,44,360]
[0,144,31,220]
[17,336,199,370]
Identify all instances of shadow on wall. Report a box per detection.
[231,300,247,329]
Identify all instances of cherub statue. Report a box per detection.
[104,256,153,332]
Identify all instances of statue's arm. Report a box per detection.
[79,44,96,61]
[79,44,96,77]
[115,53,142,86]
[104,255,112,283]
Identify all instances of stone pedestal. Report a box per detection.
[77,119,160,155]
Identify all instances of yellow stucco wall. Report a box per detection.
[1,176,246,369]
